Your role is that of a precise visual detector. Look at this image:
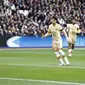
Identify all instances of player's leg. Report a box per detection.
[59,49,70,65]
[68,36,73,57]
[59,41,70,66]
[68,36,76,57]
[58,40,70,65]
[54,40,70,65]
[72,43,75,49]
[70,40,75,56]
[54,51,65,66]
[52,41,65,66]
[68,42,72,57]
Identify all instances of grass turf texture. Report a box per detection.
[0,48,85,85]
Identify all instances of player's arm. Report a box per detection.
[74,24,81,34]
[42,31,51,38]
[42,25,51,38]
[73,29,81,34]
[59,24,69,41]
[62,29,69,42]
[77,28,81,33]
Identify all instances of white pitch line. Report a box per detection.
[0,77,85,85]
[0,63,85,69]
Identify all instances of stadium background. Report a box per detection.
[0,0,85,48]
[0,1,85,85]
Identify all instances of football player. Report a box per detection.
[42,16,70,66]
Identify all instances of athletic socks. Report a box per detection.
[59,58,65,65]
[68,49,72,57]
[64,57,70,65]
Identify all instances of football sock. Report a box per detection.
[59,58,65,64]
[68,49,72,57]
[54,52,64,64]
[64,57,70,64]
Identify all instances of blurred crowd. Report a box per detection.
[0,0,85,36]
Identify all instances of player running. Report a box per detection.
[67,20,81,57]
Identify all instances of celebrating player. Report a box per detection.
[42,16,70,66]
[67,20,81,57]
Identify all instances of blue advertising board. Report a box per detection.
[6,36,85,48]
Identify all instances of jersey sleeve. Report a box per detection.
[75,24,81,33]
[75,24,79,28]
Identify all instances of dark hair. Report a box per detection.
[52,16,57,20]
[51,16,59,23]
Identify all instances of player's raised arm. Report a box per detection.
[76,24,81,33]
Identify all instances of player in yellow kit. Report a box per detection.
[42,16,70,66]
[67,20,81,57]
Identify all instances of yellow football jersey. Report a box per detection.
[48,23,63,41]
[67,24,80,37]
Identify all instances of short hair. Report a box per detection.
[52,16,57,21]
[72,20,76,24]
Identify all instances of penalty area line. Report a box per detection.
[0,77,85,85]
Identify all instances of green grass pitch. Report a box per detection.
[0,48,85,85]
